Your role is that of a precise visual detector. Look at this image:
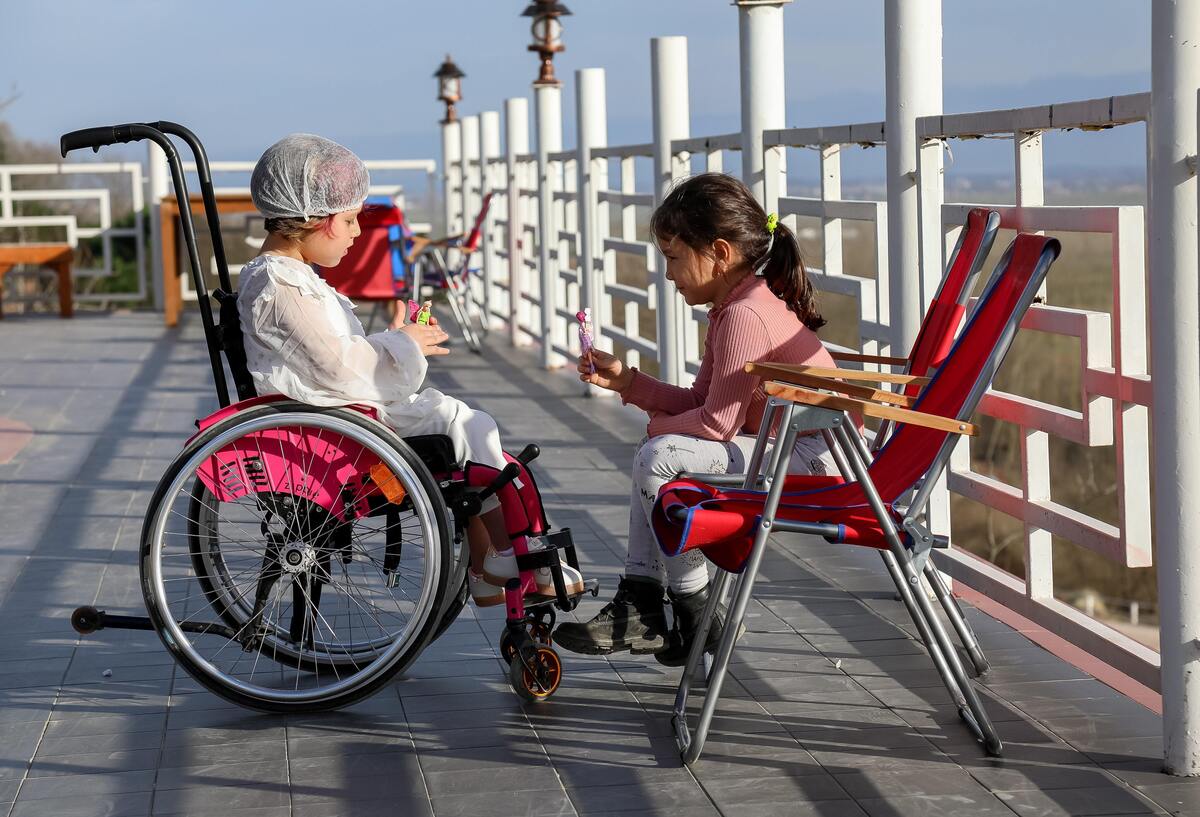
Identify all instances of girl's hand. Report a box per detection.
[579,348,633,392]
[400,322,451,356]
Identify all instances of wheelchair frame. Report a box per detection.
[60,121,595,710]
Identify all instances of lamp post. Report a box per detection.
[435,55,465,236]
[434,54,465,124]
[523,0,571,368]
[523,0,571,86]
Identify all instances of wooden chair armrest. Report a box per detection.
[763,380,976,436]
[747,362,916,408]
[830,350,910,367]
[746,361,930,387]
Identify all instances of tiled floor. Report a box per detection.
[0,310,1193,817]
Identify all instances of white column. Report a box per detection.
[460,115,482,229]
[1150,0,1200,776]
[651,36,690,386]
[506,98,531,347]
[441,120,463,236]
[147,141,169,311]
[576,68,609,395]
[480,111,502,329]
[884,0,942,354]
[737,0,791,210]
[455,114,481,280]
[535,82,565,368]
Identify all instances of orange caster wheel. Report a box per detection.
[509,646,562,702]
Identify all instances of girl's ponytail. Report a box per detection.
[756,219,825,331]
[650,172,825,332]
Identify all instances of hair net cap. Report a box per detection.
[250,134,370,221]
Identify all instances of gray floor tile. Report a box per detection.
[15,769,157,801]
[9,791,152,817]
[429,788,577,817]
[292,798,433,817]
[424,764,563,797]
[26,748,162,777]
[1125,780,1200,814]
[994,785,1166,816]
[855,792,1018,817]
[149,783,290,815]
[701,773,850,808]
[566,780,714,814]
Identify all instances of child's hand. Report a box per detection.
[579,348,632,392]
[400,323,451,356]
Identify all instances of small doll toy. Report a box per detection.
[576,308,596,374]
[407,299,433,325]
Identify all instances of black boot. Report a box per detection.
[654,584,725,667]
[554,576,668,655]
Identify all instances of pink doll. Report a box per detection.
[408,299,433,325]
[576,308,596,374]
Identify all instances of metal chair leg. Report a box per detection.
[923,559,990,676]
[838,419,991,679]
[444,276,481,352]
[674,405,802,765]
[833,424,1002,756]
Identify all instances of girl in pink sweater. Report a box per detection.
[555,173,837,663]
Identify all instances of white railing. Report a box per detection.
[766,123,890,360]
[449,78,1166,700]
[593,143,657,372]
[0,162,147,302]
[917,93,1158,690]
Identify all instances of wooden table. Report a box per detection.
[0,244,74,319]
[160,193,258,327]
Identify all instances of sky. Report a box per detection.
[0,1,1152,184]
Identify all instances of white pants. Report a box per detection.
[384,394,507,471]
[625,432,836,594]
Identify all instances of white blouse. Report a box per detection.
[237,254,503,467]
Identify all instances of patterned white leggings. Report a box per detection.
[624,432,836,594]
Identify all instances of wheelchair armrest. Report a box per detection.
[402,434,458,474]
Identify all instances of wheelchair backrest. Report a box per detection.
[213,288,258,402]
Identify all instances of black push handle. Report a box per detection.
[60,125,141,156]
[146,121,234,294]
[60,122,231,408]
[516,443,540,465]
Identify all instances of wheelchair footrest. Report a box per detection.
[514,528,578,572]
[513,528,592,611]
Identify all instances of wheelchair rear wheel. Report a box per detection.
[143,402,453,712]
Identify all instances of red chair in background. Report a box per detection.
[318,200,411,331]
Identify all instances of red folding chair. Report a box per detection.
[831,207,1001,384]
[317,200,410,331]
[676,208,1002,679]
[410,192,494,353]
[654,233,1061,764]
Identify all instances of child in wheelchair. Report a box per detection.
[238,133,585,608]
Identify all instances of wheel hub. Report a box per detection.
[280,542,317,575]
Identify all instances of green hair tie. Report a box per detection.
[755,213,779,277]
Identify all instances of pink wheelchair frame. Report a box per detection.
[60,121,593,709]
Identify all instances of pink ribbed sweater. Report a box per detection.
[621,274,835,441]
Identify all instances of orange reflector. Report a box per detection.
[369,463,408,504]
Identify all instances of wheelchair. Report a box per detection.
[60,122,595,713]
